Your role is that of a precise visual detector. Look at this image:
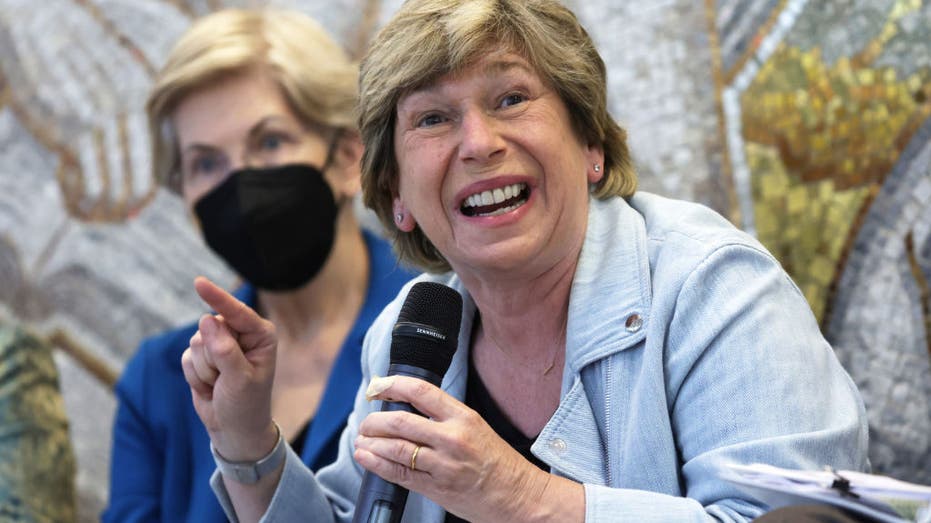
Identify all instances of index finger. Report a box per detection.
[368,375,465,422]
[193,276,265,334]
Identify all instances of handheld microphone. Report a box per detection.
[352,281,462,523]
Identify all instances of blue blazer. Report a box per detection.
[104,231,416,523]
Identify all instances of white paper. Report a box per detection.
[722,463,931,523]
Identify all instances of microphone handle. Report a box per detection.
[351,364,444,523]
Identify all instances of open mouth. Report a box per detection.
[460,183,530,217]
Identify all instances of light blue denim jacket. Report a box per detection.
[213,192,869,522]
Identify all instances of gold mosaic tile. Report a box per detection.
[737,1,931,323]
[747,143,871,321]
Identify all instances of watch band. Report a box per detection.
[210,422,286,484]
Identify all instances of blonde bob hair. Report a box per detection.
[359,0,637,273]
[147,8,358,192]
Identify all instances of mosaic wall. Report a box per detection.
[713,0,930,483]
[0,0,927,520]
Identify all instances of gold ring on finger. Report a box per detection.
[410,445,422,471]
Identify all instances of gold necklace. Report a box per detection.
[478,314,563,376]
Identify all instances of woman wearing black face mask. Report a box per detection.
[103,9,417,523]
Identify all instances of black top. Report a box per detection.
[289,421,311,458]
[444,355,549,523]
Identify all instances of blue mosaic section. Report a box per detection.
[827,118,931,485]
[713,0,780,72]
[875,3,931,76]
[788,0,895,63]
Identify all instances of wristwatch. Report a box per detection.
[210,422,286,484]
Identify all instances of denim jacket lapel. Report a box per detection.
[532,376,609,485]
[531,197,653,487]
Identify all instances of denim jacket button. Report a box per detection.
[625,313,643,332]
[549,438,567,453]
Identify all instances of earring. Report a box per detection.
[594,164,601,173]
[395,213,404,224]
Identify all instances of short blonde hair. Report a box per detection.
[359,0,637,273]
[147,8,358,192]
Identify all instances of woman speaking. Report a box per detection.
[182,1,869,521]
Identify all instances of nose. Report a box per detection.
[457,109,505,164]
[230,146,252,173]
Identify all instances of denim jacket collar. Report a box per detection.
[566,196,652,371]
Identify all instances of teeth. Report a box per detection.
[463,183,526,208]
[484,202,522,216]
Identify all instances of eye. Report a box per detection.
[499,92,527,108]
[416,113,448,128]
[189,153,223,177]
[258,132,284,151]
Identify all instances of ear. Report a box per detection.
[392,196,416,232]
[586,143,605,184]
[326,130,364,200]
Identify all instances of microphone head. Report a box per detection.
[390,282,463,376]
